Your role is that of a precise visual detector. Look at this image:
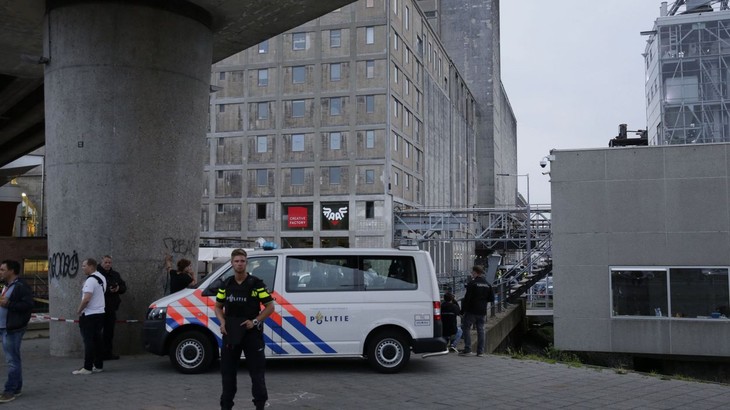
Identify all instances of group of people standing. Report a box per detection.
[442,265,495,357]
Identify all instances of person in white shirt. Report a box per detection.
[72,258,107,375]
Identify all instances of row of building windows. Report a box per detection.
[212,167,415,188]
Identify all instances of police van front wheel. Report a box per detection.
[367,330,410,373]
[169,331,214,374]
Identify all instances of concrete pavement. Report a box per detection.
[2,334,729,409]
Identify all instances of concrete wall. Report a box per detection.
[552,143,730,357]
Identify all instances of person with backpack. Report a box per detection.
[73,258,106,375]
[459,265,493,357]
[0,260,34,403]
[215,248,275,410]
[441,292,462,353]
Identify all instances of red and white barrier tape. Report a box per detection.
[31,314,139,324]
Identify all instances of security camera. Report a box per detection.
[539,159,548,168]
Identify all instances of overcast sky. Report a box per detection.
[500,1,662,205]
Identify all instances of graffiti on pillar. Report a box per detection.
[163,237,196,257]
[49,251,80,279]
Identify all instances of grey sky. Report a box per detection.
[500,1,661,205]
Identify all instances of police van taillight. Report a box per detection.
[433,301,441,321]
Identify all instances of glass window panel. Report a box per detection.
[366,130,375,148]
[330,63,341,81]
[257,102,268,120]
[329,167,341,184]
[366,95,374,113]
[330,97,342,116]
[293,66,306,84]
[256,136,267,153]
[330,132,341,150]
[292,100,305,117]
[611,269,668,317]
[293,32,306,50]
[258,69,268,86]
[670,268,729,318]
[256,169,268,186]
[366,27,374,44]
[365,169,374,184]
[292,134,305,151]
[330,29,341,48]
[366,60,375,79]
[291,168,304,185]
[258,40,268,54]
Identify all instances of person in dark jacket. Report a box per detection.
[98,255,127,360]
[459,265,493,357]
[0,260,34,403]
[164,254,197,294]
[441,292,462,353]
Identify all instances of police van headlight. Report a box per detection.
[147,307,167,320]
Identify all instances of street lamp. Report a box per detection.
[496,173,531,277]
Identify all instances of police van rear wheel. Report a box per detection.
[367,331,410,373]
[169,331,214,374]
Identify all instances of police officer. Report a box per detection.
[215,248,275,410]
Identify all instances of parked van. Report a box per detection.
[143,247,447,374]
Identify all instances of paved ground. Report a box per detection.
[2,334,729,409]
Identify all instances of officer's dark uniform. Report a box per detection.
[217,274,273,410]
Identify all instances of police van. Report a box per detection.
[143,247,447,374]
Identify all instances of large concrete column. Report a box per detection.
[44,1,212,356]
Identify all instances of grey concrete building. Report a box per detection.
[552,143,730,358]
[203,0,492,249]
[644,1,730,145]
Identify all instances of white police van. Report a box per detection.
[143,247,447,374]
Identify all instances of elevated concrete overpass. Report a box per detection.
[0,0,357,357]
[0,0,357,167]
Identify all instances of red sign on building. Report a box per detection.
[288,206,309,228]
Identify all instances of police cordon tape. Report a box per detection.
[31,314,140,324]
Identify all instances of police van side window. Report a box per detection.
[367,256,417,290]
[249,256,277,290]
[286,255,417,292]
[286,256,360,292]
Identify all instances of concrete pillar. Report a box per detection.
[43,1,212,356]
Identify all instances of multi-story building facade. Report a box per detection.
[202,0,512,251]
[645,1,730,145]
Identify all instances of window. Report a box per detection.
[393,66,399,83]
[292,134,305,151]
[405,6,410,30]
[405,141,410,157]
[291,168,304,185]
[219,104,225,113]
[405,78,410,95]
[217,204,224,213]
[256,203,266,219]
[292,100,305,117]
[366,27,374,44]
[330,132,342,150]
[292,32,306,50]
[365,169,375,184]
[416,35,423,56]
[365,201,375,219]
[366,0,374,8]
[329,167,341,184]
[405,174,410,190]
[366,60,375,79]
[258,40,268,54]
[256,169,268,186]
[293,66,305,84]
[330,97,342,116]
[330,63,341,81]
[405,48,410,64]
[393,171,399,186]
[258,69,268,86]
[393,133,398,151]
[610,267,730,319]
[330,29,341,48]
[257,102,268,120]
[256,136,267,153]
[365,95,375,113]
[366,130,375,148]
[285,255,417,292]
[393,0,398,14]
[393,33,399,51]
[393,99,399,118]
[405,110,410,127]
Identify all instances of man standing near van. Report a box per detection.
[73,258,106,375]
[215,249,275,410]
[0,260,34,402]
[459,265,492,357]
[98,255,127,360]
